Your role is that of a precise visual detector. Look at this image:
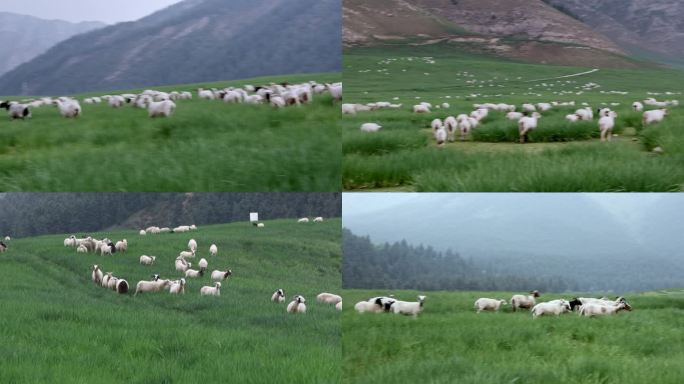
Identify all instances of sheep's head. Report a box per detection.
[151,274,160,281]
[500,300,508,305]
[530,290,540,298]
[215,282,222,289]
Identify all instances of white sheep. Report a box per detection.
[531,300,571,318]
[434,126,447,146]
[565,114,579,122]
[511,290,540,311]
[413,104,430,113]
[91,265,103,285]
[211,269,232,281]
[390,295,426,318]
[188,239,197,252]
[643,109,667,125]
[1,101,31,120]
[64,236,76,247]
[456,114,472,140]
[360,123,382,132]
[135,278,171,296]
[148,100,176,118]
[271,289,285,303]
[139,255,156,265]
[287,295,307,313]
[139,230,147,236]
[506,112,523,121]
[100,244,112,256]
[115,239,128,253]
[77,244,88,253]
[580,301,631,317]
[54,99,81,118]
[198,89,215,100]
[431,118,443,133]
[185,268,204,278]
[598,110,618,141]
[313,217,324,223]
[632,102,644,112]
[298,218,310,223]
[200,282,221,296]
[179,250,196,259]
[336,301,342,311]
[444,116,457,141]
[257,223,265,228]
[575,107,593,121]
[474,298,507,313]
[198,258,208,271]
[316,293,342,305]
[518,112,541,144]
[175,257,191,273]
[522,103,536,113]
[169,278,186,295]
[102,272,112,288]
[209,244,218,256]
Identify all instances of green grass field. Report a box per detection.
[0,219,341,383]
[342,289,684,384]
[343,45,684,191]
[0,73,341,192]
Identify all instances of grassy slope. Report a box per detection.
[342,289,684,384]
[0,219,341,383]
[0,72,341,192]
[342,46,684,191]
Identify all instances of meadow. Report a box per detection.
[343,45,684,191]
[0,72,341,192]
[0,219,341,383]
[342,289,684,384]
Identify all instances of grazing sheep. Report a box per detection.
[116,279,129,294]
[354,301,376,313]
[531,300,571,318]
[77,244,88,253]
[598,110,618,141]
[313,217,324,223]
[100,244,112,256]
[474,298,507,313]
[391,295,426,318]
[102,272,112,288]
[287,295,307,313]
[257,223,265,228]
[441,102,450,109]
[4,236,10,241]
[413,104,430,113]
[91,265,103,285]
[511,290,540,311]
[336,301,342,311]
[643,109,667,125]
[272,289,285,303]
[632,102,644,112]
[518,112,541,144]
[298,218,310,223]
[506,112,523,121]
[135,278,171,296]
[209,244,217,256]
[537,103,552,112]
[64,236,76,247]
[185,268,204,278]
[580,301,631,317]
[575,107,593,121]
[198,89,215,100]
[147,100,176,118]
[198,258,208,271]
[188,239,197,252]
[211,269,232,281]
[200,282,221,296]
[139,230,147,236]
[139,255,156,265]
[522,103,536,113]
[179,250,196,259]
[316,293,342,305]
[175,257,191,273]
[107,276,119,290]
[360,123,382,132]
[565,114,579,122]
[108,96,125,108]
[169,278,186,294]
[115,239,128,253]
[0,101,31,120]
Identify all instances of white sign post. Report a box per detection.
[249,212,259,222]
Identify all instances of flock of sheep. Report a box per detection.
[61,218,343,315]
[353,290,633,319]
[0,81,342,121]
[351,96,675,145]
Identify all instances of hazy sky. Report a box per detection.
[0,0,184,24]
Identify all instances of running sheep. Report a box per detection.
[474,298,507,313]
[391,295,426,318]
[511,290,540,311]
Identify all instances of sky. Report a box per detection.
[0,0,184,24]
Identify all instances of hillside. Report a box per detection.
[343,0,647,68]
[0,12,105,77]
[0,220,341,382]
[0,0,341,96]
[544,0,684,66]
[343,289,684,384]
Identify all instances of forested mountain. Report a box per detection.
[343,229,577,293]
[0,0,341,96]
[0,12,105,77]
[0,193,340,238]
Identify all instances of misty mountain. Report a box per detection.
[343,0,651,68]
[343,194,684,292]
[543,0,684,67]
[0,193,341,238]
[0,0,341,96]
[0,12,105,77]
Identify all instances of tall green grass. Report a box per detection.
[0,73,341,191]
[342,46,684,191]
[0,219,341,383]
[343,289,684,384]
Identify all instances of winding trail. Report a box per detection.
[525,68,600,82]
